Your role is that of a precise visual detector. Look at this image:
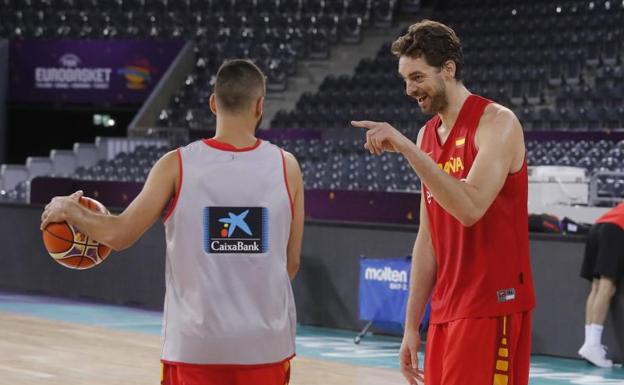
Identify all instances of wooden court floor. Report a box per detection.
[0,312,405,385]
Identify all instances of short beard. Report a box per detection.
[427,78,449,115]
[412,77,449,115]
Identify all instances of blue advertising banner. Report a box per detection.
[9,39,183,104]
[358,256,411,325]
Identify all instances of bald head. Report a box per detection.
[214,59,266,114]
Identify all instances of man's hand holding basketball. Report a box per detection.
[40,190,83,230]
[351,120,411,155]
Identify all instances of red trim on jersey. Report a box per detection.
[161,354,295,369]
[203,138,262,152]
[163,148,183,223]
[596,202,624,229]
[280,149,294,220]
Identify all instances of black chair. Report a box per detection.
[371,0,394,28]
[340,14,362,44]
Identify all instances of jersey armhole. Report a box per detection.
[280,149,294,220]
[163,148,183,223]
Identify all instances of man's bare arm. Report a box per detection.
[405,194,437,331]
[41,150,179,251]
[284,151,304,280]
[399,106,524,226]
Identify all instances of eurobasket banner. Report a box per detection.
[8,39,184,104]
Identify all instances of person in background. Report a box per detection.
[578,202,624,368]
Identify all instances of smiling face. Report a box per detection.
[391,20,464,115]
[399,55,449,115]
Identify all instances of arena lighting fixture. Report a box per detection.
[93,114,115,127]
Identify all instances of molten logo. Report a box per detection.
[364,267,408,283]
[438,156,465,175]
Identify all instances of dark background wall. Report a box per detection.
[6,105,135,163]
[0,203,622,361]
[0,40,8,164]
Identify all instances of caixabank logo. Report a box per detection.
[203,207,269,254]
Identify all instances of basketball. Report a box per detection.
[42,196,112,270]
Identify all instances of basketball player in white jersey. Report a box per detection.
[41,59,305,385]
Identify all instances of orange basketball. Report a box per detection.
[42,196,112,270]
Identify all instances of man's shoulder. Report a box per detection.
[481,103,519,125]
[478,103,522,139]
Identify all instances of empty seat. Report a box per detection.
[25,156,53,178]
[73,142,98,168]
[0,164,29,191]
[50,150,76,176]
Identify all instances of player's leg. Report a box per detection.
[437,317,497,385]
[509,311,532,385]
[585,280,599,325]
[590,223,622,325]
[439,313,529,385]
[578,222,622,367]
[580,224,601,327]
[591,277,617,325]
[579,277,616,367]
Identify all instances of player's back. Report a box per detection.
[161,138,296,365]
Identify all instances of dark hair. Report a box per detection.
[214,59,266,113]
[391,20,464,82]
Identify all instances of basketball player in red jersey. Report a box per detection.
[41,60,305,385]
[352,20,535,385]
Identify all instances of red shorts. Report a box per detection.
[424,311,532,385]
[161,359,291,385]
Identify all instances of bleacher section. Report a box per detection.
[273,1,623,131]
[271,42,426,131]
[4,137,623,205]
[1,0,623,207]
[0,138,169,203]
[0,0,399,131]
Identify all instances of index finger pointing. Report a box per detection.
[351,120,379,129]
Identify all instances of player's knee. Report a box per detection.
[597,278,617,298]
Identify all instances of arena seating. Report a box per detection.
[4,137,624,204]
[1,0,623,203]
[272,0,623,130]
[0,140,170,203]
[0,0,398,131]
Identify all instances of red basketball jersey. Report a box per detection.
[596,202,624,229]
[420,94,535,324]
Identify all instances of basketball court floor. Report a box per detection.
[1,292,623,385]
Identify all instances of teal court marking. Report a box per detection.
[1,292,623,384]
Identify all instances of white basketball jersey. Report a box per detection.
[161,139,296,365]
